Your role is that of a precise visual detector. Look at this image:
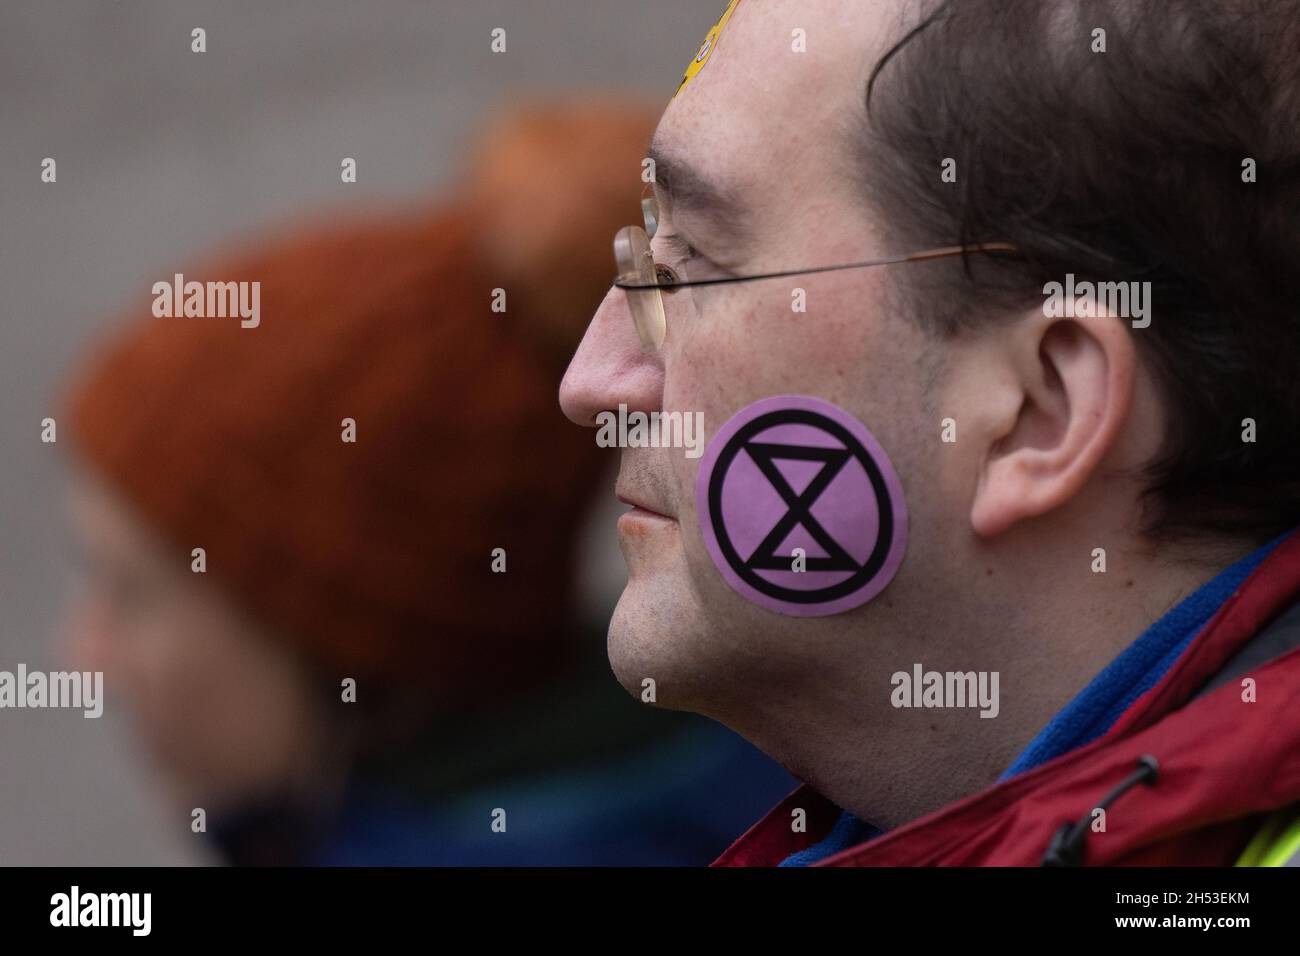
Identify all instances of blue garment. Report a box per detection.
[303,716,796,866]
[779,528,1293,866]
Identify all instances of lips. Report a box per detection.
[616,492,675,521]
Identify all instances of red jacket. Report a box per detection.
[713,528,1300,866]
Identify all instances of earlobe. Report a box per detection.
[969,312,1136,538]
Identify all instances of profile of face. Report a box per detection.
[561,1,940,721]
[62,475,329,817]
[560,0,1152,751]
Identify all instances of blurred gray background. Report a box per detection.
[0,0,714,865]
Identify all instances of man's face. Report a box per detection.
[561,1,956,721]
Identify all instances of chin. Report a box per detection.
[605,569,718,714]
[606,584,657,701]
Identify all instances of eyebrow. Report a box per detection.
[647,135,752,252]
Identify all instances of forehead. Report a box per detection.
[653,0,899,212]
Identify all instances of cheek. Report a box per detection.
[662,287,927,616]
[125,599,252,729]
[666,294,875,488]
[145,603,307,780]
[164,603,285,719]
[112,608,219,747]
[665,301,813,530]
[674,285,882,405]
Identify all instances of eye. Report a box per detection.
[654,232,702,291]
[658,232,699,266]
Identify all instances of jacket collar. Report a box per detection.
[714,526,1300,866]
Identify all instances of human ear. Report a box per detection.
[969,310,1137,537]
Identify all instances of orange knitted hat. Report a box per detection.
[64,99,659,702]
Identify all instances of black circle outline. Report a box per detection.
[707,408,894,604]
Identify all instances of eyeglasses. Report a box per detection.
[613,192,1018,352]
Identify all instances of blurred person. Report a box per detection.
[60,97,795,866]
[560,0,1300,865]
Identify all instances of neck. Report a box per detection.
[716,528,1263,831]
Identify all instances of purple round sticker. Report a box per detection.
[695,395,908,616]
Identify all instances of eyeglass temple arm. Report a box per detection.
[901,241,1019,262]
[613,241,1020,290]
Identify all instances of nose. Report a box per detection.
[559,285,665,427]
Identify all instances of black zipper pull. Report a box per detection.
[1041,755,1160,867]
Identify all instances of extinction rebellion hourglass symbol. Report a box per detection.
[696,396,909,616]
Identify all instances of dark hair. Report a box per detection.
[861,0,1300,542]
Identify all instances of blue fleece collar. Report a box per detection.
[999,528,1290,779]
